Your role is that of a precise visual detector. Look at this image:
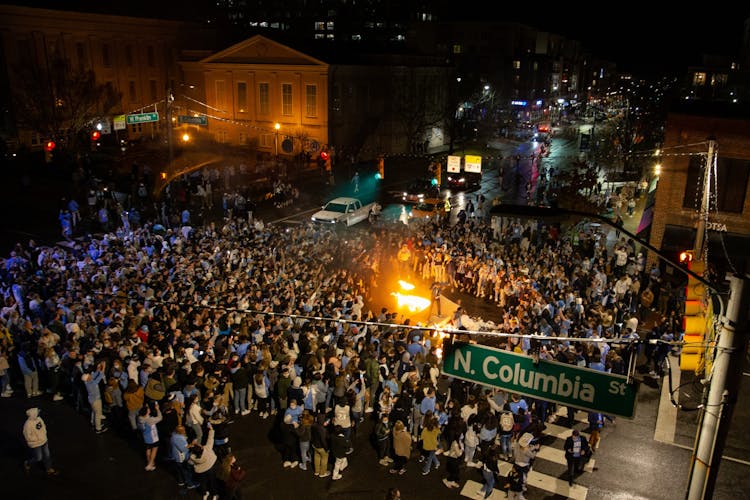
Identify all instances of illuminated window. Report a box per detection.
[315,33,325,40]
[282,83,293,115]
[237,82,247,112]
[327,21,334,30]
[315,21,325,31]
[261,133,273,147]
[693,72,706,86]
[351,34,362,41]
[513,60,520,69]
[711,73,727,86]
[326,34,335,40]
[452,44,462,54]
[302,85,316,117]
[259,83,269,114]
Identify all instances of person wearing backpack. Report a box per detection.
[499,410,515,460]
[503,463,526,500]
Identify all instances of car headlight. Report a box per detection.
[459,177,466,183]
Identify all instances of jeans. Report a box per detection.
[234,387,247,413]
[500,433,513,458]
[377,438,391,459]
[128,408,139,430]
[173,459,194,485]
[28,443,52,470]
[422,449,439,473]
[447,456,461,482]
[481,467,495,497]
[313,446,328,475]
[299,440,310,467]
[0,372,9,393]
[568,456,584,481]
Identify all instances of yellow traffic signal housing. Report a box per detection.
[680,259,712,372]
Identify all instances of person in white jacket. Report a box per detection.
[190,425,218,500]
[22,408,57,475]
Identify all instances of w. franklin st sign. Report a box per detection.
[443,342,637,418]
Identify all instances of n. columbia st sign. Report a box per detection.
[443,342,637,418]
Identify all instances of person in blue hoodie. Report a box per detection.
[83,362,107,433]
[170,425,198,488]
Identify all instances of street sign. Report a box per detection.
[99,120,111,135]
[443,342,637,418]
[126,112,159,125]
[177,115,207,125]
[447,155,461,173]
[464,155,482,173]
[113,115,126,131]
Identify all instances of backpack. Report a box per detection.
[500,411,515,432]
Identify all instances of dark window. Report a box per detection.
[147,46,155,67]
[125,45,133,67]
[149,80,158,101]
[102,43,111,67]
[683,155,750,213]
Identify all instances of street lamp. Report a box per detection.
[274,122,280,159]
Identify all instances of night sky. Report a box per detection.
[6,0,748,74]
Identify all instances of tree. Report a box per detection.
[391,66,445,153]
[11,52,120,151]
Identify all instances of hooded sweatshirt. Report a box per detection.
[23,408,48,448]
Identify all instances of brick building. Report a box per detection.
[649,101,750,275]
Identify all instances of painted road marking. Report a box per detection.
[535,446,596,472]
[545,422,590,440]
[654,354,680,443]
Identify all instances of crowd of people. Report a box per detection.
[1,163,684,498]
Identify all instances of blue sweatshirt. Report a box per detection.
[85,371,104,403]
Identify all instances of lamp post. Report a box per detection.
[274,122,280,161]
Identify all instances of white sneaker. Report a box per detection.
[365,407,374,413]
[290,461,299,468]
[283,461,291,468]
[53,394,64,401]
[319,471,330,478]
[241,409,251,416]
[331,474,342,481]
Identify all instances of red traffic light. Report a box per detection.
[44,140,56,152]
[319,150,329,161]
[679,251,694,263]
[91,130,101,141]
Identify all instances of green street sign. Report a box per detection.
[177,115,207,125]
[443,342,637,418]
[126,112,159,124]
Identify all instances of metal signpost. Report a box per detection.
[443,341,637,418]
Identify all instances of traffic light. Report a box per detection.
[91,130,101,141]
[377,156,384,180]
[44,140,55,163]
[680,255,711,372]
[320,149,331,171]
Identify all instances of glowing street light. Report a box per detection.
[181,133,190,142]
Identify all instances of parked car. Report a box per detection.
[409,198,448,220]
[401,178,439,203]
[446,171,481,190]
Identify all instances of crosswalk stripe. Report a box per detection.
[526,469,588,500]
[460,478,588,500]
[544,422,589,440]
[554,406,590,424]
[534,446,596,472]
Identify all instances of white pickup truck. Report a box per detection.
[311,197,375,227]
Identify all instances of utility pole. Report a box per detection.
[166,86,174,170]
[686,273,750,499]
[694,137,716,260]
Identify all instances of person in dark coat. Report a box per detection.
[330,425,351,480]
[564,429,591,486]
[280,414,300,468]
